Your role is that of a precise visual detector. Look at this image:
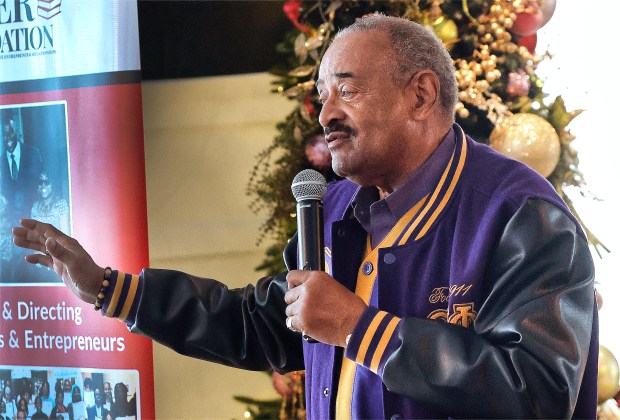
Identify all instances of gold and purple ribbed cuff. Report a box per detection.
[100,270,143,326]
[344,307,402,375]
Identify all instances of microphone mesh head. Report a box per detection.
[291,169,327,202]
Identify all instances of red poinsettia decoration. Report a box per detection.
[283,1,311,33]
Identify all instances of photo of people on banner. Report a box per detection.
[0,366,139,420]
[1,103,71,284]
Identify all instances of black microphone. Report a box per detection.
[291,169,327,343]
[291,169,327,271]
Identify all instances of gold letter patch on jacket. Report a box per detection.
[427,302,477,328]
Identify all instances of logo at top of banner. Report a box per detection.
[38,0,62,20]
[0,0,59,60]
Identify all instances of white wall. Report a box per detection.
[141,73,294,419]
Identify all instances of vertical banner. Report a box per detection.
[0,1,154,419]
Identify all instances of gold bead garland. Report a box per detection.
[454,0,543,124]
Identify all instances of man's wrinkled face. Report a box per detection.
[317,30,411,187]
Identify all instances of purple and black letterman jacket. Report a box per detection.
[103,125,598,419]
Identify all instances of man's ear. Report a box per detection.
[405,70,440,120]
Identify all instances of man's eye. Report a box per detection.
[340,87,353,98]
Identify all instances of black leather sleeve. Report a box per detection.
[130,269,304,373]
[381,198,596,418]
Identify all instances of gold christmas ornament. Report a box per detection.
[432,17,458,49]
[489,113,560,177]
[598,345,620,404]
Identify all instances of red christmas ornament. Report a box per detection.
[283,1,311,33]
[304,134,332,170]
[518,32,537,53]
[506,69,530,97]
[511,10,543,36]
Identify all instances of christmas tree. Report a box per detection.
[243,1,616,418]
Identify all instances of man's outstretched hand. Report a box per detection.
[12,219,105,304]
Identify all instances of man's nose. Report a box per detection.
[318,96,346,128]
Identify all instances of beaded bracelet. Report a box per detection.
[94,267,112,311]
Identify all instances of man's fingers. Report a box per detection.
[19,219,48,244]
[285,298,299,317]
[12,225,28,239]
[13,232,47,254]
[24,253,52,268]
[20,219,63,245]
[18,218,40,230]
[286,270,307,289]
[45,236,73,265]
[285,316,298,332]
[284,284,301,305]
[14,221,47,249]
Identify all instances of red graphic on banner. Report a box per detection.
[1,83,154,420]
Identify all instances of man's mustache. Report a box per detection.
[324,122,356,137]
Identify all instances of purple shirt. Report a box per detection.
[353,127,456,248]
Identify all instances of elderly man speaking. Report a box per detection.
[14,14,597,419]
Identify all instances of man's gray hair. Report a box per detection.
[335,14,458,121]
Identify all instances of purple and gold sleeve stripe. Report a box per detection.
[345,307,402,376]
[101,270,143,326]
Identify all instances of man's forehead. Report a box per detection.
[319,37,359,72]
[317,71,355,89]
[318,31,392,83]
[317,46,366,88]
